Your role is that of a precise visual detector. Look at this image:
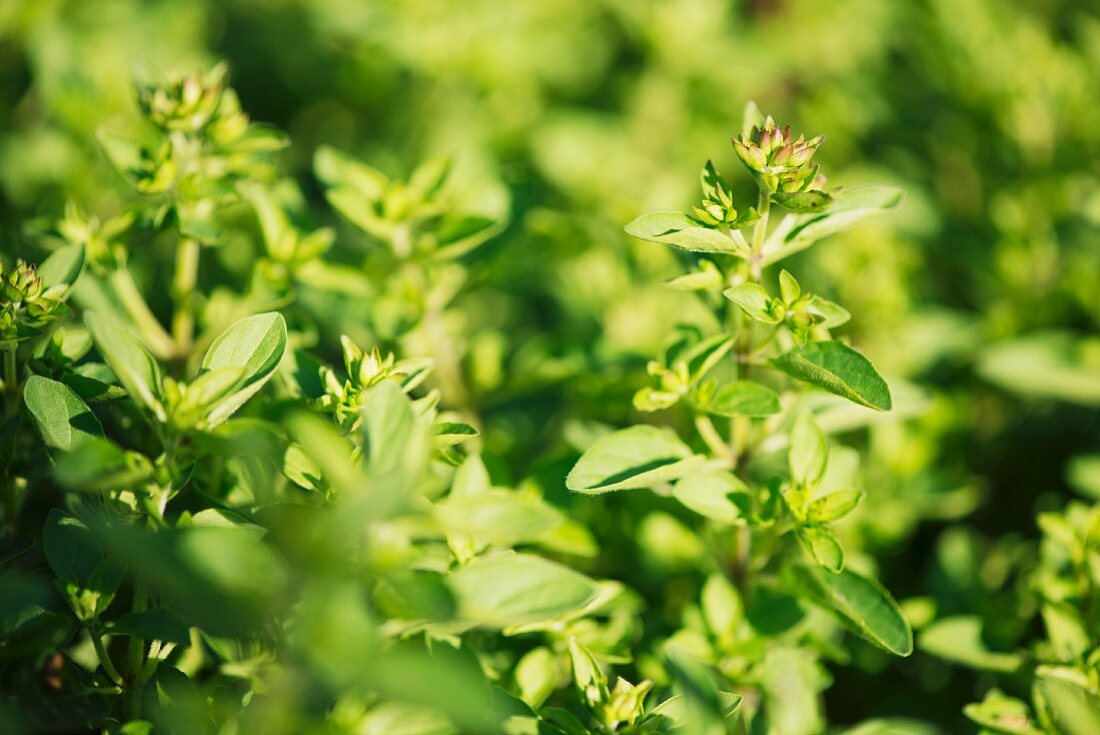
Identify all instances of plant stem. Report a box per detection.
[125,577,150,719]
[171,237,201,357]
[90,630,125,688]
[2,349,16,418]
[695,414,734,462]
[110,268,177,360]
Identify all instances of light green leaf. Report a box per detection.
[723,283,780,324]
[23,376,103,452]
[963,690,1042,735]
[696,380,781,417]
[919,616,1022,673]
[772,190,832,213]
[672,471,748,525]
[84,311,165,421]
[786,564,912,656]
[38,244,86,290]
[449,552,601,628]
[199,312,287,427]
[625,212,745,255]
[1035,668,1100,735]
[977,333,1100,406]
[773,341,892,411]
[566,425,704,494]
[789,412,829,487]
[771,185,904,262]
[53,437,155,493]
[797,526,844,573]
[436,490,564,549]
[806,490,864,523]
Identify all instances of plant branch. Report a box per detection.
[171,237,201,357]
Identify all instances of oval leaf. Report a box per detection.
[449,552,600,628]
[625,212,745,255]
[23,376,103,452]
[84,311,165,421]
[200,312,287,426]
[785,564,912,656]
[772,341,892,411]
[566,425,703,494]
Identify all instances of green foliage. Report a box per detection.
[1,2,1098,732]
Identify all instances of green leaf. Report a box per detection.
[1035,668,1100,735]
[919,616,1023,673]
[23,375,103,452]
[436,490,564,549]
[786,564,912,655]
[43,509,103,588]
[625,212,745,255]
[797,526,844,573]
[449,552,601,629]
[977,333,1100,406]
[362,381,431,486]
[199,312,287,427]
[108,608,191,645]
[660,652,740,735]
[772,190,833,213]
[53,437,155,493]
[773,341,892,411]
[84,311,166,421]
[566,425,704,494]
[806,490,864,523]
[723,283,780,324]
[37,243,86,290]
[696,380,781,417]
[672,471,748,525]
[963,690,1042,735]
[782,185,903,244]
[789,412,828,488]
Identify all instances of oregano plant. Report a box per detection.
[565,104,911,731]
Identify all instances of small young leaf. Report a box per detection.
[566,425,703,494]
[625,212,746,255]
[773,341,892,411]
[789,412,828,488]
[772,190,833,213]
[786,564,912,656]
[806,490,865,523]
[23,376,103,452]
[200,312,287,427]
[723,283,780,324]
[797,526,844,573]
[84,311,166,421]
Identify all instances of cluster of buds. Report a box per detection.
[568,637,652,729]
[634,359,691,412]
[733,116,826,195]
[1,259,68,343]
[689,161,757,228]
[137,63,239,137]
[314,336,433,434]
[129,65,284,225]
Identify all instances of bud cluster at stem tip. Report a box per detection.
[733,116,825,194]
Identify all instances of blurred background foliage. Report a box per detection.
[1,0,1098,731]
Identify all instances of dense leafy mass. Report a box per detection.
[1,2,1099,734]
